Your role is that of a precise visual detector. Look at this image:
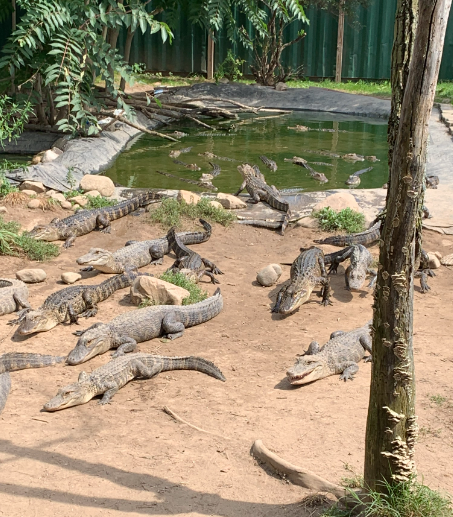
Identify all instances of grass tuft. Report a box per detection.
[313,207,365,234]
[430,394,447,406]
[149,198,235,229]
[85,195,117,209]
[159,270,208,305]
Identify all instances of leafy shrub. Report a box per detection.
[214,50,245,82]
[159,270,208,305]
[313,207,365,234]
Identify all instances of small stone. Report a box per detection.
[441,253,453,266]
[69,195,89,207]
[427,253,441,269]
[177,190,201,205]
[0,206,7,213]
[210,200,223,209]
[313,192,362,213]
[256,264,282,287]
[61,200,73,210]
[22,190,38,197]
[434,251,442,260]
[85,190,101,198]
[61,272,82,284]
[45,190,57,197]
[27,199,42,209]
[130,276,190,306]
[295,217,319,229]
[275,82,287,91]
[20,181,46,194]
[80,175,115,197]
[217,193,247,209]
[41,149,60,163]
[50,192,66,203]
[16,268,47,283]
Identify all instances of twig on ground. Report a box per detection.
[163,406,228,439]
[188,96,259,112]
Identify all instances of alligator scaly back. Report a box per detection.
[0,278,30,316]
[314,222,381,247]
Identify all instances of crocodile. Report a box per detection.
[156,170,217,191]
[259,155,278,172]
[198,152,237,162]
[172,160,201,171]
[325,245,377,290]
[286,322,372,384]
[284,157,328,183]
[235,164,291,235]
[426,175,439,189]
[167,227,223,284]
[310,162,334,167]
[314,222,381,247]
[0,353,65,414]
[76,220,212,273]
[173,131,188,138]
[272,246,332,315]
[209,162,221,177]
[14,270,143,335]
[0,278,30,316]
[287,125,309,132]
[345,166,374,186]
[66,289,223,364]
[28,191,162,248]
[44,353,225,410]
[169,147,193,159]
[365,156,380,162]
[342,153,365,162]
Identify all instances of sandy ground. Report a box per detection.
[0,206,452,517]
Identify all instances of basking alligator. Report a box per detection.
[272,246,332,315]
[286,322,372,384]
[345,167,373,186]
[314,222,381,247]
[44,353,225,410]
[284,157,328,183]
[14,271,142,335]
[29,191,161,248]
[260,155,278,172]
[173,160,201,171]
[0,353,65,414]
[326,245,377,290]
[169,147,192,159]
[0,278,30,316]
[167,227,223,284]
[76,220,211,273]
[66,289,223,364]
[235,164,291,235]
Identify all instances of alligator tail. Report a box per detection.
[158,356,226,382]
[0,353,66,373]
[105,191,161,221]
[96,271,141,301]
[0,372,11,414]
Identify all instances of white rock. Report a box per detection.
[45,190,57,197]
[50,192,66,203]
[80,175,115,197]
[427,253,441,269]
[85,190,101,198]
[441,253,453,266]
[69,195,89,207]
[434,251,442,260]
[0,206,7,213]
[61,200,73,210]
[20,181,46,194]
[41,149,59,163]
[313,192,362,213]
[217,193,247,209]
[130,276,190,306]
[256,264,282,287]
[210,200,223,209]
[27,199,42,209]
[21,190,38,197]
[177,190,201,205]
[16,268,46,283]
[61,272,82,284]
[295,217,319,229]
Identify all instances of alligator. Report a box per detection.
[66,289,223,364]
[76,220,211,273]
[272,246,332,315]
[426,175,439,189]
[314,222,381,247]
[0,278,30,316]
[156,170,217,191]
[209,162,221,177]
[259,155,278,172]
[173,131,188,138]
[173,160,201,171]
[342,153,365,162]
[301,149,341,158]
[286,322,372,384]
[287,125,309,132]
[345,166,374,186]
[198,152,237,162]
[14,270,142,335]
[365,156,380,162]
[235,164,291,235]
[310,162,334,167]
[0,353,65,414]
[167,227,223,284]
[325,245,377,290]
[284,157,328,183]
[169,147,192,159]
[44,353,226,410]
[28,191,162,248]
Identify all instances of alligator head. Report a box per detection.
[43,372,95,411]
[347,266,368,290]
[66,324,113,365]
[286,356,330,385]
[76,248,115,272]
[237,164,255,178]
[345,175,360,186]
[17,309,59,334]
[28,224,59,242]
[276,283,312,315]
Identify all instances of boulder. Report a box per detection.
[21,190,38,197]
[16,268,47,283]
[61,200,73,210]
[80,175,115,197]
[27,199,42,209]
[50,192,66,203]
[85,190,101,198]
[130,276,190,306]
[41,149,60,163]
[20,180,46,194]
[256,264,282,287]
[427,253,441,269]
[313,192,362,213]
[275,82,287,91]
[210,200,223,209]
[45,190,57,197]
[61,272,82,284]
[177,190,201,205]
[441,253,453,266]
[217,193,247,209]
[434,251,442,260]
[69,195,89,207]
[295,217,319,229]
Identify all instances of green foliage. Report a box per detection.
[63,189,82,200]
[0,95,34,147]
[313,207,365,234]
[66,168,77,189]
[0,172,19,198]
[159,270,208,305]
[430,394,447,406]
[0,217,59,261]
[214,50,245,82]
[85,195,117,209]
[149,197,236,228]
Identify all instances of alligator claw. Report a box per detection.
[73,330,85,336]
[364,356,372,363]
[321,299,333,306]
[80,266,94,272]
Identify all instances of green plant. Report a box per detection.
[66,168,77,189]
[0,95,34,147]
[85,195,117,209]
[131,62,147,74]
[430,394,447,406]
[159,270,208,305]
[313,207,365,234]
[0,173,19,197]
[214,50,245,83]
[63,189,82,199]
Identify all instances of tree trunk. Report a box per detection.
[119,26,136,92]
[335,0,345,83]
[34,73,49,125]
[387,0,419,176]
[10,0,16,95]
[364,0,451,491]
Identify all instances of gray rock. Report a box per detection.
[217,193,247,209]
[130,276,190,306]
[61,272,82,284]
[256,263,282,287]
[16,268,47,283]
[27,199,42,209]
[19,180,46,194]
[80,175,115,197]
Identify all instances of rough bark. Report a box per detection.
[335,1,345,83]
[387,0,419,176]
[364,0,451,491]
[34,73,48,126]
[119,26,136,92]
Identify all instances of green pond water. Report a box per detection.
[106,111,389,193]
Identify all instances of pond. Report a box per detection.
[105,111,389,193]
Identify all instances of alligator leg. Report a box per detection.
[338,362,360,381]
[329,331,345,339]
[201,258,223,275]
[367,269,377,288]
[360,334,373,362]
[73,322,104,336]
[233,180,247,196]
[112,336,139,357]
[7,307,31,325]
[272,286,286,313]
[317,257,332,306]
[162,313,185,340]
[80,292,98,318]
[280,212,290,236]
[96,213,111,234]
[326,247,353,274]
[67,304,79,324]
[98,377,121,405]
[345,266,351,290]
[63,232,77,248]
[201,271,221,284]
[13,294,31,312]
[415,270,431,293]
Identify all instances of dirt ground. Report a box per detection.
[0,206,452,517]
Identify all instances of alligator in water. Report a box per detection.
[76,220,211,273]
[66,289,223,364]
[345,167,374,186]
[44,353,225,410]
[286,321,372,384]
[169,147,193,159]
[235,164,291,235]
[259,155,278,172]
[209,162,221,177]
[173,159,201,171]
[28,191,162,248]
[284,157,328,183]
[0,278,30,316]
[156,170,217,191]
[14,271,143,335]
[272,246,332,315]
[198,152,237,162]
[325,245,377,290]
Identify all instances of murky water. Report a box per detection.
[105,111,389,193]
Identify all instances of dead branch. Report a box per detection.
[163,406,228,439]
[184,115,214,129]
[190,96,259,112]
